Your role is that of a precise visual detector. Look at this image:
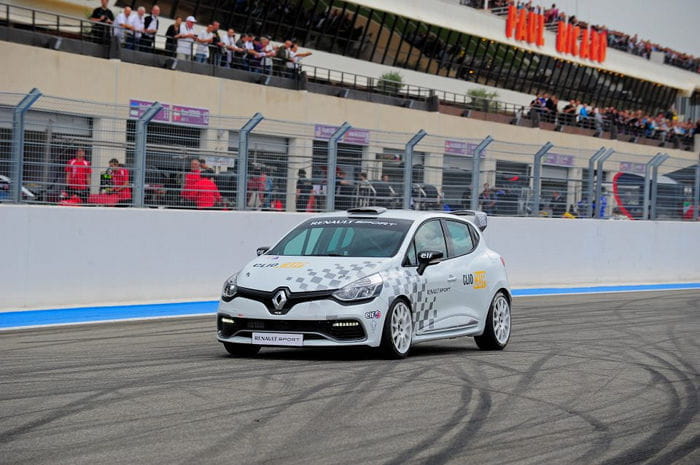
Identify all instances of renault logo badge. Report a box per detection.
[272,289,288,310]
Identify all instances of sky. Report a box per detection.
[543,0,700,57]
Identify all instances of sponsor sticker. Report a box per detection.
[252,332,303,346]
[253,262,307,269]
[427,287,451,295]
[464,272,487,289]
[364,311,382,319]
[474,271,487,289]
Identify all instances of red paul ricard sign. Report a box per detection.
[505,5,607,63]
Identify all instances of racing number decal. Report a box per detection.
[473,271,487,289]
[463,271,487,289]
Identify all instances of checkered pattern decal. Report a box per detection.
[381,267,436,333]
[280,262,439,334]
[284,261,380,291]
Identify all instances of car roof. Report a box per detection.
[312,208,477,224]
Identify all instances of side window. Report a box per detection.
[405,240,417,266]
[444,220,475,257]
[413,220,448,258]
[467,223,481,248]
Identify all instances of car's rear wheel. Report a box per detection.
[380,299,413,359]
[474,291,511,350]
[223,342,261,357]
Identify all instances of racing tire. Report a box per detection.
[223,342,261,357]
[474,291,511,350]
[380,298,413,359]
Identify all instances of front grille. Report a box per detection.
[217,315,366,341]
[235,287,334,315]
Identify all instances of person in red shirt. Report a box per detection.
[109,158,131,205]
[65,148,92,203]
[194,169,222,209]
[181,157,201,207]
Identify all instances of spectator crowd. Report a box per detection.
[462,1,699,73]
[90,1,312,75]
[527,93,698,148]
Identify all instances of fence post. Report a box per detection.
[642,153,664,220]
[326,122,352,211]
[694,162,700,221]
[132,102,163,208]
[236,113,264,210]
[531,141,554,216]
[650,153,669,220]
[594,148,614,218]
[585,147,607,218]
[403,129,427,209]
[469,135,494,211]
[10,88,42,203]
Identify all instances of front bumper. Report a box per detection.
[217,296,386,347]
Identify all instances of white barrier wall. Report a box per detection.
[1,205,698,311]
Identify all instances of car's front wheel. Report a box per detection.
[380,298,413,359]
[474,291,511,350]
[223,342,261,357]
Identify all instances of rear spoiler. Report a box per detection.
[450,210,488,231]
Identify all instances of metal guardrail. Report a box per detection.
[1,90,698,221]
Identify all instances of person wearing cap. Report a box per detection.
[175,16,197,60]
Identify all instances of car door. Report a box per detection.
[406,219,453,334]
[442,220,489,326]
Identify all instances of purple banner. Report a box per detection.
[314,125,370,145]
[543,152,575,167]
[129,100,209,127]
[171,105,210,126]
[444,140,486,158]
[129,100,170,123]
[619,161,646,174]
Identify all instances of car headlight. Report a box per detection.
[332,273,383,302]
[222,273,239,302]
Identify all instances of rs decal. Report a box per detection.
[473,271,487,289]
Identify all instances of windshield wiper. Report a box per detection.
[307,253,344,257]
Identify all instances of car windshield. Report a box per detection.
[268,217,413,258]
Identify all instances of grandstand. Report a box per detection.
[0,0,698,218]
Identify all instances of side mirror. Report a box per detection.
[416,250,443,275]
[256,246,270,256]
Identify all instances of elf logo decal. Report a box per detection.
[464,271,487,289]
[364,311,382,319]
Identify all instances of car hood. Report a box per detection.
[237,255,390,292]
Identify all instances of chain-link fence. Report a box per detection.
[1,90,698,220]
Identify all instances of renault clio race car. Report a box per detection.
[217,207,511,358]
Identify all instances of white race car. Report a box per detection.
[217,208,511,358]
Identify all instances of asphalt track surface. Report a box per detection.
[1,290,698,465]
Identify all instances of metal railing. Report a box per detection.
[1,90,698,221]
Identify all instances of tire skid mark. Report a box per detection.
[599,356,693,465]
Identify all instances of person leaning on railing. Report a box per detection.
[175,16,197,61]
[165,16,182,57]
[113,6,132,46]
[140,5,160,52]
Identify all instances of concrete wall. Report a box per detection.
[1,205,698,311]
